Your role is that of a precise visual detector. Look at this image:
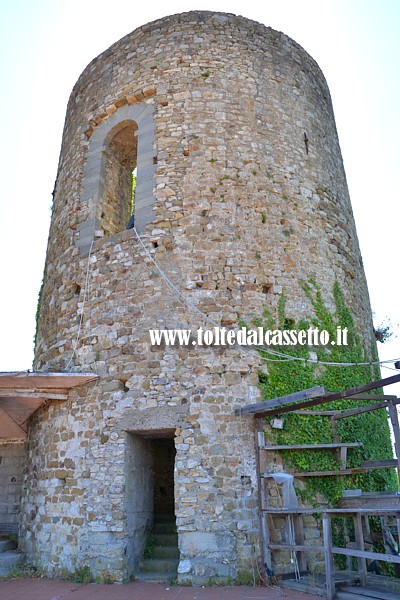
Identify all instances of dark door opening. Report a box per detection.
[151,438,176,518]
[125,431,178,581]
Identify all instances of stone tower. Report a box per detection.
[21,11,376,583]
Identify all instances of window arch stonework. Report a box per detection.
[77,103,156,254]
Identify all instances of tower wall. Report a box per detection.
[21,12,376,582]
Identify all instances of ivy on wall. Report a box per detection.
[256,278,397,505]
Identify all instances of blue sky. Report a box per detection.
[0,0,399,392]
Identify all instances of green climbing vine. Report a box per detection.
[255,277,397,505]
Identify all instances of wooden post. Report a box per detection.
[343,518,353,571]
[387,399,400,487]
[254,417,272,576]
[322,512,335,600]
[396,512,400,579]
[294,514,307,572]
[339,446,348,470]
[354,514,367,585]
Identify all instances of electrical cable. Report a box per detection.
[66,240,94,369]
[133,227,219,327]
[132,227,400,372]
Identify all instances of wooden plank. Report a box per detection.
[254,417,272,576]
[293,399,400,419]
[361,459,398,468]
[293,514,307,571]
[0,406,27,438]
[292,410,342,416]
[234,386,325,416]
[333,402,390,420]
[256,374,400,417]
[261,443,361,451]
[336,593,366,600]
[0,391,68,400]
[291,466,395,477]
[339,587,400,600]
[396,516,400,578]
[340,446,348,470]
[0,396,46,425]
[387,400,400,485]
[0,371,98,390]
[332,546,400,563]
[280,578,326,597]
[349,394,398,401]
[322,513,335,600]
[266,514,279,544]
[264,508,400,515]
[354,514,367,585]
[343,518,353,570]
[269,543,325,552]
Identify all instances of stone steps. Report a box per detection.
[0,539,17,553]
[153,546,180,559]
[153,522,177,535]
[139,557,179,573]
[0,535,24,577]
[137,515,179,583]
[152,533,178,546]
[136,570,178,583]
[0,551,23,577]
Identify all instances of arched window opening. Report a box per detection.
[77,103,156,255]
[101,121,137,237]
[127,167,137,230]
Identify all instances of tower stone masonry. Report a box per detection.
[20,11,377,583]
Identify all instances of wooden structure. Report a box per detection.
[0,371,98,439]
[236,373,400,599]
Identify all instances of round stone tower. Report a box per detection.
[22,11,376,583]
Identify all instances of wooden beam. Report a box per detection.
[350,394,398,401]
[339,587,400,600]
[292,398,400,419]
[255,373,400,417]
[0,391,68,400]
[234,386,325,416]
[387,399,400,485]
[354,513,367,585]
[0,406,27,438]
[292,410,342,416]
[254,417,273,576]
[361,459,398,468]
[261,463,397,478]
[322,513,335,600]
[332,546,400,564]
[268,543,325,552]
[293,515,307,572]
[260,442,361,451]
[332,402,390,420]
[263,507,400,515]
[0,372,98,390]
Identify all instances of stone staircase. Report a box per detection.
[0,535,23,577]
[137,514,179,582]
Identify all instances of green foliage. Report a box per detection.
[130,171,136,216]
[143,534,155,559]
[256,278,397,505]
[71,565,93,583]
[232,570,263,585]
[4,562,41,580]
[373,320,393,343]
[95,571,117,584]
